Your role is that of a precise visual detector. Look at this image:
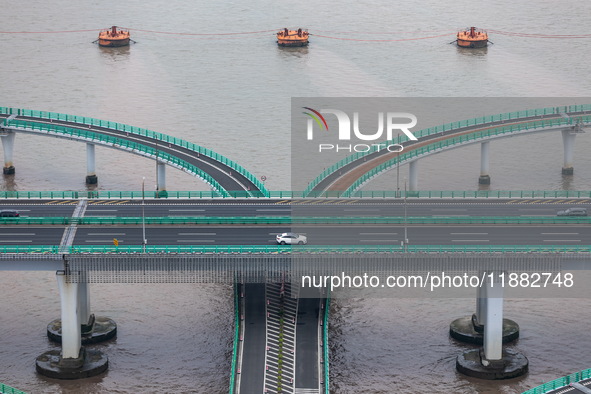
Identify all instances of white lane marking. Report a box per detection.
[450,233,489,235]
[176,240,216,243]
[360,240,399,243]
[168,209,206,212]
[0,240,32,242]
[431,209,468,211]
[0,233,36,236]
[359,232,398,235]
[541,233,579,235]
[255,209,291,212]
[86,209,118,212]
[543,240,581,242]
[178,233,216,236]
[451,240,490,242]
[343,209,380,211]
[85,240,122,243]
[87,233,126,236]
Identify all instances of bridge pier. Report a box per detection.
[478,141,491,185]
[156,161,168,197]
[47,281,117,345]
[456,274,528,379]
[408,160,419,192]
[449,283,519,344]
[36,271,108,379]
[1,131,16,175]
[561,129,576,175]
[86,143,98,184]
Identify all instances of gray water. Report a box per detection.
[1,0,591,392]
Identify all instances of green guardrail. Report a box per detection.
[303,104,591,197]
[0,190,590,199]
[1,245,589,254]
[0,107,269,197]
[5,118,233,197]
[229,283,240,394]
[345,115,591,196]
[322,291,330,394]
[0,382,27,394]
[1,216,591,226]
[521,368,591,393]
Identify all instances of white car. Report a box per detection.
[276,232,308,245]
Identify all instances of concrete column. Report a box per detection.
[56,272,81,359]
[78,282,91,327]
[478,141,491,184]
[157,161,166,193]
[474,284,486,329]
[86,143,98,184]
[561,129,576,175]
[1,132,16,174]
[408,160,419,191]
[483,276,503,362]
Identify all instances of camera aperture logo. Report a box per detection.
[303,107,418,153]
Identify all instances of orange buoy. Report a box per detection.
[276,28,309,47]
[98,26,131,47]
[456,27,489,48]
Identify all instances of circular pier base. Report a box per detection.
[562,167,574,175]
[85,174,98,184]
[36,348,108,380]
[48,316,117,345]
[456,348,528,380]
[478,175,491,185]
[450,315,519,345]
[3,166,15,175]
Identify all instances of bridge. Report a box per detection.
[1,104,590,392]
[0,194,590,391]
[303,104,590,197]
[0,107,268,197]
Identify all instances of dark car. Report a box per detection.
[0,209,19,217]
[557,207,587,217]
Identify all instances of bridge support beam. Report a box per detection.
[156,161,168,198]
[86,144,98,184]
[449,281,519,345]
[561,129,576,175]
[408,160,419,192]
[1,131,16,175]
[478,141,491,185]
[456,273,528,380]
[36,271,109,379]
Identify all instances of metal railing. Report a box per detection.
[1,245,589,254]
[229,283,240,394]
[0,382,27,394]
[0,107,268,196]
[322,292,330,394]
[345,115,591,196]
[303,104,591,196]
[1,216,590,226]
[0,190,590,200]
[521,368,591,393]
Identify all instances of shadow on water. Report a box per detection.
[1,174,17,191]
[276,45,309,59]
[456,45,489,57]
[98,44,132,60]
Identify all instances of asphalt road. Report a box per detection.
[0,225,588,246]
[0,198,589,218]
[238,283,266,394]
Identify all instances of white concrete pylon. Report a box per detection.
[56,271,81,359]
[1,132,15,171]
[561,129,576,174]
[86,143,96,177]
[483,273,504,361]
[157,161,166,193]
[409,160,419,191]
